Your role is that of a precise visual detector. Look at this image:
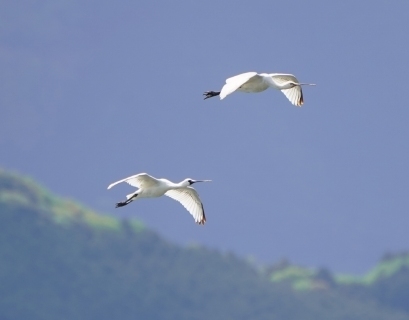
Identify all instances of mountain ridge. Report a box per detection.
[0,168,408,319]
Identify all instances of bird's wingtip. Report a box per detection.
[198,210,206,225]
[197,217,206,225]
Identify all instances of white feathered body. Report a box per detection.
[218,72,315,106]
[126,179,180,200]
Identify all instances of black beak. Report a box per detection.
[192,180,211,184]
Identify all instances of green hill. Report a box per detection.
[267,253,409,315]
[0,169,408,320]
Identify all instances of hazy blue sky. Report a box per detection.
[1,1,409,273]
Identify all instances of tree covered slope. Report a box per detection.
[0,169,407,320]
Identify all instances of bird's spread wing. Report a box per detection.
[107,173,159,190]
[165,187,206,225]
[220,72,259,99]
[270,73,303,106]
[281,87,303,106]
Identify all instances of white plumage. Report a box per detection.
[107,173,211,225]
[204,72,315,106]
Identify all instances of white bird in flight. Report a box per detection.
[204,72,316,106]
[107,173,211,225]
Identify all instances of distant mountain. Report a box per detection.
[268,253,409,315]
[0,168,408,320]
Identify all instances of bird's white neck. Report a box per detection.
[173,181,190,188]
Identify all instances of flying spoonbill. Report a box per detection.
[107,173,211,225]
[203,72,315,106]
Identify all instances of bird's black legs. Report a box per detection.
[115,201,129,208]
[203,91,220,100]
[115,194,137,208]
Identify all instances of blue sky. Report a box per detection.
[1,1,409,274]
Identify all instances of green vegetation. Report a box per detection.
[270,265,315,290]
[0,168,143,232]
[0,169,408,320]
[362,254,409,284]
[268,253,409,289]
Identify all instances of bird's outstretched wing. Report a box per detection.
[270,73,303,106]
[220,72,259,99]
[107,173,159,190]
[165,187,206,225]
[281,87,303,106]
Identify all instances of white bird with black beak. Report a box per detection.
[204,72,315,106]
[107,173,211,225]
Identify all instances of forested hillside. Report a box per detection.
[0,169,408,320]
